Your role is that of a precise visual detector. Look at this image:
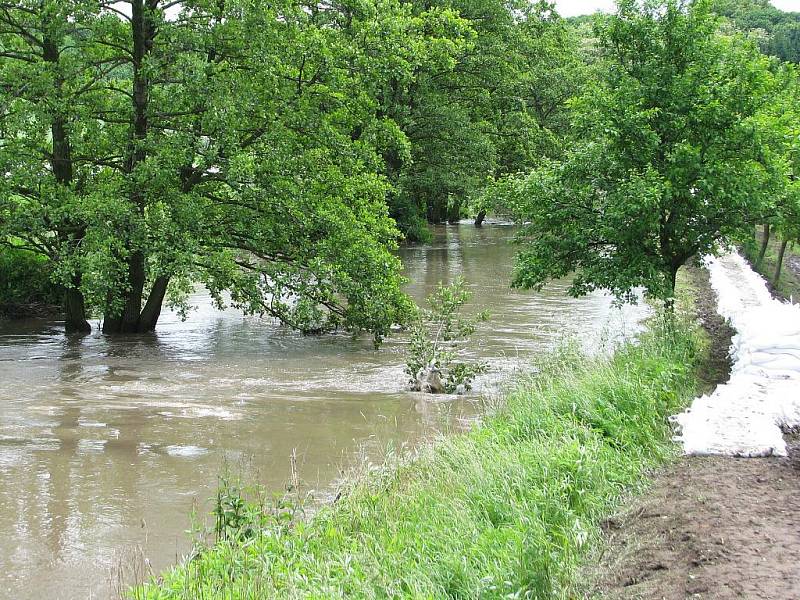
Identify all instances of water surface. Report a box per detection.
[0,225,647,599]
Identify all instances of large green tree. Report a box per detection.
[493,0,780,303]
[759,64,800,281]
[378,0,584,238]
[0,0,466,338]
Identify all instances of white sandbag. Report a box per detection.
[672,252,800,457]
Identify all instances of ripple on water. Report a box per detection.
[156,407,240,420]
[77,439,107,453]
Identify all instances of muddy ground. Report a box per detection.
[587,267,800,599]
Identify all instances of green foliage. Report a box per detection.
[769,20,800,63]
[211,476,301,546]
[383,0,586,233]
[493,0,780,303]
[0,244,62,310]
[0,0,431,338]
[711,0,800,62]
[767,67,800,243]
[0,0,589,327]
[131,317,704,600]
[405,277,489,393]
[744,230,800,300]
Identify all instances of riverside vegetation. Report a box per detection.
[406,277,489,394]
[4,0,799,334]
[3,0,800,597]
[130,309,706,599]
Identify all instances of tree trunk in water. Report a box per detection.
[45,32,90,336]
[447,197,461,224]
[757,223,771,268]
[774,238,788,284]
[64,286,91,334]
[103,251,146,334]
[139,276,169,332]
[103,270,169,334]
[103,1,156,336]
[427,199,445,224]
[474,209,486,227]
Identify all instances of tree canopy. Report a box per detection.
[0,0,590,335]
[711,0,800,62]
[3,0,798,335]
[381,0,586,237]
[492,0,783,303]
[0,0,465,337]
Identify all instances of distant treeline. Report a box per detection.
[713,0,800,62]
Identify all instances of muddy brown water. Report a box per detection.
[0,225,648,599]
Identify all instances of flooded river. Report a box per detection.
[0,224,647,599]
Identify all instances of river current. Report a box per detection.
[0,224,648,599]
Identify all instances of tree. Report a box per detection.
[762,65,800,283]
[770,21,800,63]
[379,0,585,237]
[0,0,461,339]
[490,0,780,306]
[711,0,800,63]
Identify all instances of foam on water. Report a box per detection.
[164,444,209,457]
[671,252,800,456]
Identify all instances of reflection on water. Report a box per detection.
[0,225,648,599]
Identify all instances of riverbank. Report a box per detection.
[0,302,62,321]
[588,259,800,598]
[745,228,800,303]
[132,309,706,598]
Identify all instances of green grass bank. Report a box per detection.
[133,317,705,600]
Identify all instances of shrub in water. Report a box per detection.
[405,277,489,393]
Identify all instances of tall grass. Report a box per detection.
[133,317,704,600]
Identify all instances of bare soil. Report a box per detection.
[587,266,800,599]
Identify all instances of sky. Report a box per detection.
[554,0,800,18]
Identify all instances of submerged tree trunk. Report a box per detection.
[102,275,169,334]
[774,238,788,284]
[139,276,169,332]
[103,0,158,336]
[474,209,486,227]
[102,252,148,334]
[44,34,91,334]
[757,223,771,268]
[64,285,91,334]
[447,197,461,224]
[120,250,146,332]
[427,198,446,224]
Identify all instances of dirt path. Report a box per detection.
[591,446,800,599]
[588,266,800,599]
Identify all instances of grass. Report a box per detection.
[131,310,706,600]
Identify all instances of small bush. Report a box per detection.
[406,277,489,393]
